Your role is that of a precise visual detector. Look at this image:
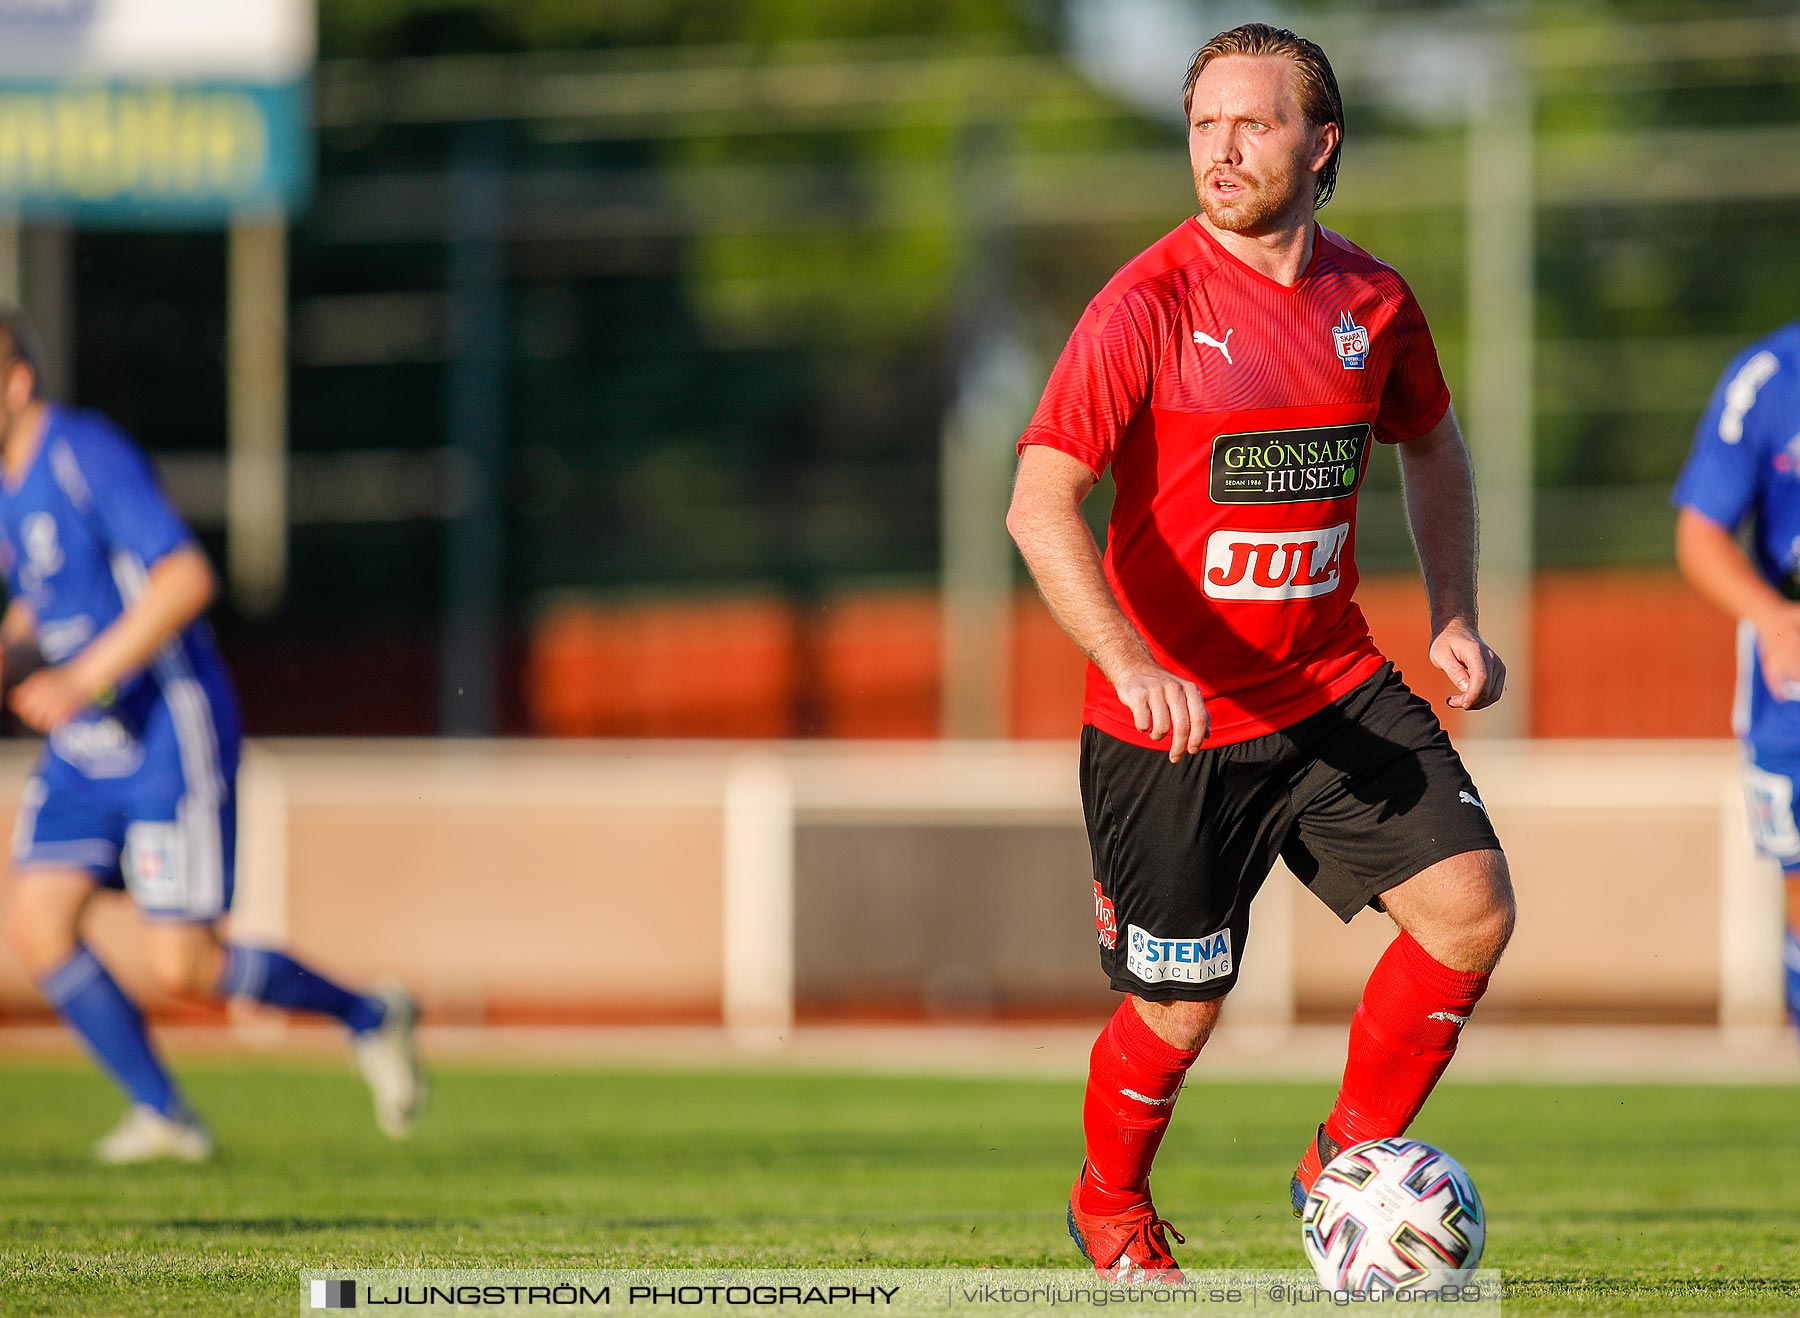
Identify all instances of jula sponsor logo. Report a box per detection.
[1202,523,1349,600]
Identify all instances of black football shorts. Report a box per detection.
[1080,662,1502,1002]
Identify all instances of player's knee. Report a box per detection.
[3,896,37,965]
[1132,995,1224,1051]
[1390,849,1514,973]
[1465,900,1513,971]
[145,959,185,999]
[1463,854,1516,970]
[5,881,79,975]
[144,945,219,1001]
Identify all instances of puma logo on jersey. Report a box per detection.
[1192,328,1234,364]
[1459,790,1488,815]
[1120,1087,1181,1107]
[1428,1010,1472,1028]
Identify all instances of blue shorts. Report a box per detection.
[1741,746,1800,876]
[11,757,237,922]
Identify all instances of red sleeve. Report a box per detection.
[1376,282,1451,444]
[1017,285,1160,476]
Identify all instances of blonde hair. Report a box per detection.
[1182,23,1345,209]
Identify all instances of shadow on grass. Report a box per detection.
[1521,1206,1798,1227]
[160,1217,446,1234]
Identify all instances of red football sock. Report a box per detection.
[1079,998,1200,1213]
[1325,932,1490,1150]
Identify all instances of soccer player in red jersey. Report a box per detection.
[1006,24,1516,1282]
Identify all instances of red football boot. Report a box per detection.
[1066,1167,1187,1284]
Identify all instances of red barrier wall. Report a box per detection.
[526,570,1738,741]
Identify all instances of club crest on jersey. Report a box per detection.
[1331,311,1369,370]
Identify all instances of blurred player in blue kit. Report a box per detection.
[0,309,424,1160]
[1673,319,1800,1045]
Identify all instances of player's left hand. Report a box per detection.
[9,664,107,733]
[1430,619,1506,711]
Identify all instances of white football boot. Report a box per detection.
[352,981,425,1138]
[95,1105,215,1164]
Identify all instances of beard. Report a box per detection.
[1194,158,1309,234]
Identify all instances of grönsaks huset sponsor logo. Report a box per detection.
[1209,423,1370,505]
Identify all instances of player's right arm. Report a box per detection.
[8,423,213,731]
[1007,445,1207,759]
[1675,509,1800,697]
[1672,342,1795,697]
[11,545,216,733]
[1008,276,1206,761]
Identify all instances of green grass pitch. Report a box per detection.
[0,1057,1795,1315]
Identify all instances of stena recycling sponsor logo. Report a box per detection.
[1126,923,1233,985]
[1203,523,1349,601]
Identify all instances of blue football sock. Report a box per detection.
[40,947,187,1120]
[1784,928,1800,1031]
[219,945,385,1035]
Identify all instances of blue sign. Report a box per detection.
[0,78,310,222]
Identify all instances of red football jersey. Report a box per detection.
[1019,218,1450,748]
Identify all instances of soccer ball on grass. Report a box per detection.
[1299,1137,1485,1295]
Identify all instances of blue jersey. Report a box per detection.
[1672,320,1800,751]
[0,405,241,792]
